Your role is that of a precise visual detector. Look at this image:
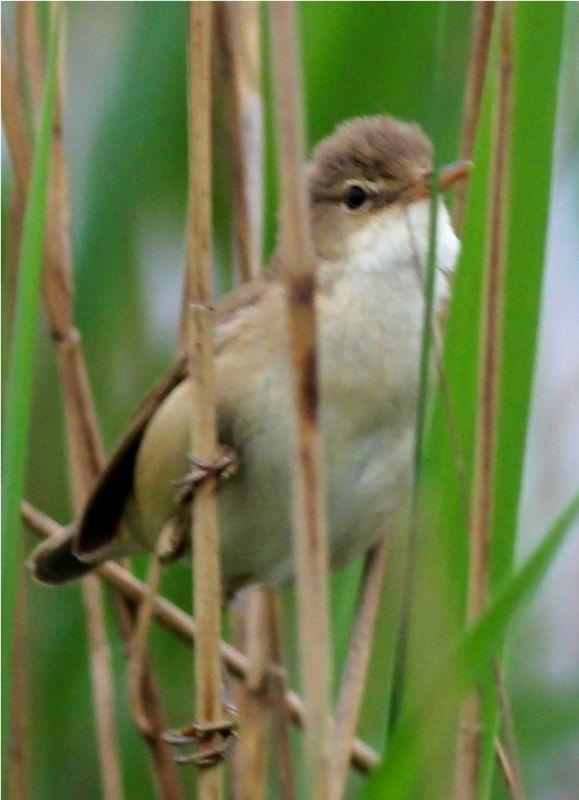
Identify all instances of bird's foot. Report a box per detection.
[156,517,189,564]
[162,704,239,768]
[172,446,238,505]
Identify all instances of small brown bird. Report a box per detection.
[31,115,469,596]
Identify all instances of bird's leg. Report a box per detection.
[156,517,190,564]
[162,701,239,768]
[172,444,238,505]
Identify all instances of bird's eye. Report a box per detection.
[344,184,369,210]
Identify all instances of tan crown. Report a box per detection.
[309,115,433,202]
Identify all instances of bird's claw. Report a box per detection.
[172,446,238,505]
[162,705,239,769]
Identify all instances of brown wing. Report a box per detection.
[74,270,277,560]
[74,356,188,558]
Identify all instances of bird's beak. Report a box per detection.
[436,160,472,191]
[402,160,472,203]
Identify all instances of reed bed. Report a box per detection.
[2,3,576,800]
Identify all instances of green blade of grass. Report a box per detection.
[362,488,579,800]
[480,6,564,797]
[1,7,61,735]
[490,1,564,587]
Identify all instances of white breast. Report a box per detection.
[218,199,459,586]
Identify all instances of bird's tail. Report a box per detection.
[28,527,99,585]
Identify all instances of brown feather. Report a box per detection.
[74,356,189,558]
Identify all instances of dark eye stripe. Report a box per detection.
[310,186,406,207]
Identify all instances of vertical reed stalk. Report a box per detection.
[332,544,389,799]
[270,4,332,798]
[187,4,224,796]
[218,1,263,282]
[494,664,526,800]
[264,591,296,800]
[455,6,513,797]
[453,2,496,233]
[231,591,269,800]
[43,13,123,797]
[15,4,43,117]
[217,5,271,794]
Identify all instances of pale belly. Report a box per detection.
[216,402,413,588]
[131,269,424,590]
[131,375,414,590]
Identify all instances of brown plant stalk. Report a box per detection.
[264,591,297,800]
[494,663,526,800]
[455,5,513,798]
[3,13,183,799]
[217,1,263,283]
[332,544,389,800]
[216,5,271,796]
[230,591,269,800]
[186,3,225,796]
[22,501,381,777]
[452,1,496,233]
[219,4,297,795]
[270,3,333,798]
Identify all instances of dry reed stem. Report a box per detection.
[270,3,333,797]
[1,37,31,198]
[218,4,270,794]
[455,6,513,797]
[494,664,526,800]
[217,1,263,282]
[4,20,182,798]
[15,4,43,117]
[231,594,269,800]
[264,591,297,800]
[23,502,381,776]
[128,556,163,735]
[5,167,25,345]
[187,4,224,794]
[44,18,123,798]
[452,2,496,233]
[495,736,526,800]
[3,24,122,800]
[332,543,389,800]
[219,5,297,795]
[2,30,27,332]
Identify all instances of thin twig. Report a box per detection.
[494,663,526,800]
[23,502,381,775]
[187,4,224,794]
[452,2,496,233]
[270,3,333,798]
[128,556,164,735]
[332,543,389,800]
[455,6,513,797]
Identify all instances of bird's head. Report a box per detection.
[308,115,469,262]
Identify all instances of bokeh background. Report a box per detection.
[2,3,578,798]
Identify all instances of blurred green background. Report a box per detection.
[2,3,578,799]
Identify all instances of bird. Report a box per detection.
[30,114,469,597]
